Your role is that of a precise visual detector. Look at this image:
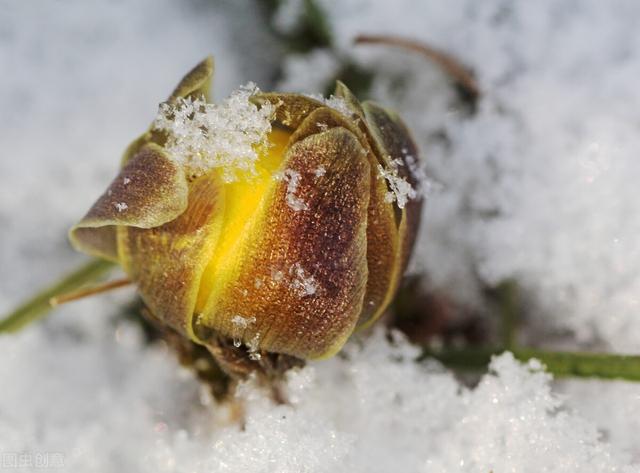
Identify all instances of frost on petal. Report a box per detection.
[323,96,353,118]
[271,268,284,283]
[376,162,417,209]
[305,93,353,118]
[231,315,256,348]
[314,165,326,178]
[274,169,309,212]
[231,315,256,330]
[400,147,437,199]
[289,263,318,297]
[247,333,262,360]
[153,84,275,181]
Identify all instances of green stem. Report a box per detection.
[0,258,115,333]
[421,347,640,382]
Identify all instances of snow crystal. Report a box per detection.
[231,315,256,330]
[275,169,309,211]
[316,121,329,132]
[230,317,261,359]
[314,165,326,178]
[114,202,128,213]
[153,84,275,182]
[305,93,353,118]
[289,263,318,297]
[247,332,262,361]
[230,315,256,348]
[323,95,352,118]
[376,162,417,209]
[268,263,318,297]
[402,148,436,198]
[271,268,285,283]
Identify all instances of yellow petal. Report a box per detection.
[118,170,225,339]
[195,127,291,313]
[195,127,370,359]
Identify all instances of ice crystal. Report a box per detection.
[271,268,285,283]
[153,84,275,182]
[230,315,256,348]
[289,263,318,297]
[247,333,261,360]
[306,93,353,118]
[376,162,416,209]
[323,95,352,117]
[231,315,256,330]
[275,169,309,212]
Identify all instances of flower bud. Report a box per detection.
[70,57,423,360]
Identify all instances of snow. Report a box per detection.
[314,166,327,178]
[275,169,310,212]
[322,96,353,118]
[153,86,274,181]
[231,315,256,330]
[231,315,257,350]
[289,263,318,297]
[114,202,129,213]
[306,93,354,118]
[1,324,637,472]
[3,0,640,471]
[246,333,262,361]
[376,162,417,209]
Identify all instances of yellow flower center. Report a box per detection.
[195,127,291,313]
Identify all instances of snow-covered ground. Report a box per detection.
[2,1,640,471]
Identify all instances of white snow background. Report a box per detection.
[1,1,640,471]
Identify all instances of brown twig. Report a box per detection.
[0,258,116,332]
[49,278,132,306]
[354,34,480,103]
